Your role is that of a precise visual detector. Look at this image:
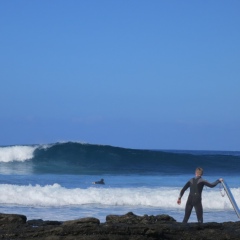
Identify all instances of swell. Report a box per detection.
[32,142,240,175]
[1,142,240,175]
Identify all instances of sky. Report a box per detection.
[0,1,239,150]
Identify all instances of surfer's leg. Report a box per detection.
[183,197,193,223]
[194,198,203,223]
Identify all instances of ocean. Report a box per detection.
[0,142,240,223]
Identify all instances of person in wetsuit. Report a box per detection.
[93,179,105,184]
[177,167,223,223]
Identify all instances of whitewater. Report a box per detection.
[0,142,240,223]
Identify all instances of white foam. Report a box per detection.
[0,146,37,162]
[0,184,239,210]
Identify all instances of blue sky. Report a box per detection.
[0,1,239,150]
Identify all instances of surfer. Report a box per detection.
[177,167,223,223]
[92,179,105,185]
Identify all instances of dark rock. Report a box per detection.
[106,212,176,224]
[62,217,100,226]
[27,219,62,227]
[0,213,26,225]
[0,212,240,239]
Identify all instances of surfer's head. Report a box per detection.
[195,167,203,176]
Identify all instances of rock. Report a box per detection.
[62,217,100,226]
[106,211,176,224]
[0,213,27,225]
[27,219,62,226]
[0,212,240,239]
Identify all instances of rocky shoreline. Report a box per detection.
[0,212,239,240]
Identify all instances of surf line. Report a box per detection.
[221,180,240,218]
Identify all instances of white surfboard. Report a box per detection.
[221,180,240,218]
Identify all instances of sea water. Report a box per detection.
[0,142,239,223]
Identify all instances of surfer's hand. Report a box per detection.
[177,199,181,205]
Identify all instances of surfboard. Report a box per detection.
[221,180,240,218]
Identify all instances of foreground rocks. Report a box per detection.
[0,212,239,239]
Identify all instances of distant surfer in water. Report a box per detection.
[92,179,105,185]
[177,167,223,223]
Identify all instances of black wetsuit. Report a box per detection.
[94,179,105,184]
[179,176,220,223]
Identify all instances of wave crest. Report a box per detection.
[0,146,37,162]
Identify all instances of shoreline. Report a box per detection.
[0,212,239,240]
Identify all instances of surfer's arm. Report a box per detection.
[178,181,190,199]
[203,179,221,188]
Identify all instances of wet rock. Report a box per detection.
[0,212,240,239]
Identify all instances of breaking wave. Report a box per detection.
[0,145,37,162]
[0,183,238,211]
[0,142,239,175]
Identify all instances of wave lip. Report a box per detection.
[0,145,37,162]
